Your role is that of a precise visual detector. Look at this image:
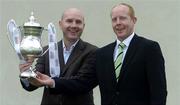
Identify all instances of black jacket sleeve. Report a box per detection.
[49,51,98,94]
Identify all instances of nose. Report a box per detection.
[71,21,77,28]
[116,18,121,25]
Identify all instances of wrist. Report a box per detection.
[47,78,55,88]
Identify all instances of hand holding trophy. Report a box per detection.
[7,12,60,79]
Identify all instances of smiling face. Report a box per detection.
[111,4,137,41]
[60,8,85,42]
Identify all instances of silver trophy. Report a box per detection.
[7,12,48,79]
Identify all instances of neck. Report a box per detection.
[63,39,78,50]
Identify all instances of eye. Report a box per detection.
[112,17,117,22]
[76,20,82,25]
[119,16,126,20]
[66,19,73,23]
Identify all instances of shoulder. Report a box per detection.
[138,36,157,44]
[99,41,116,51]
[95,42,116,57]
[135,34,161,51]
[80,40,98,51]
[139,36,159,45]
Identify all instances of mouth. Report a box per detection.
[68,28,79,34]
[115,27,125,33]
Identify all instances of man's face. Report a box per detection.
[60,9,85,42]
[111,5,136,41]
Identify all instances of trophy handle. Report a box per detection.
[7,19,19,49]
[47,23,60,77]
[7,19,25,61]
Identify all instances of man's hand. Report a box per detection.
[19,59,34,73]
[29,72,55,87]
[28,77,44,87]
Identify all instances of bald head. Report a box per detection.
[61,8,84,21]
[59,8,85,42]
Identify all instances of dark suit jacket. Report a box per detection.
[20,39,97,105]
[50,34,167,105]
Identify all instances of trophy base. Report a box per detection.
[19,69,37,79]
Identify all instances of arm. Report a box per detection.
[35,50,98,94]
[19,60,39,91]
[19,48,46,91]
[146,42,167,105]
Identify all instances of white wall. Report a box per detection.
[0,0,179,105]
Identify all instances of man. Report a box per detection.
[19,8,97,105]
[35,3,167,105]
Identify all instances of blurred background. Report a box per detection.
[0,0,179,105]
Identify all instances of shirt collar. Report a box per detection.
[62,39,79,51]
[116,32,135,48]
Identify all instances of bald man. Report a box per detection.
[19,8,97,105]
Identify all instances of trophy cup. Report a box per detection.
[7,12,60,79]
[7,12,48,79]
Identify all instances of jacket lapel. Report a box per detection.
[103,42,118,85]
[61,40,84,75]
[119,34,139,79]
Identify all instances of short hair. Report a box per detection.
[111,3,135,18]
[61,8,84,21]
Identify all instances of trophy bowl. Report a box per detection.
[20,26,44,59]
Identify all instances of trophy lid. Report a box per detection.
[24,12,41,27]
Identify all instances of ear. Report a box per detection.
[133,17,137,24]
[83,23,85,28]
[59,20,62,29]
